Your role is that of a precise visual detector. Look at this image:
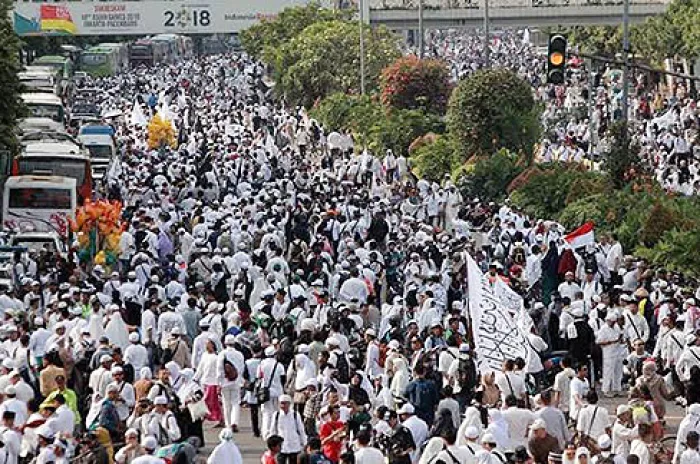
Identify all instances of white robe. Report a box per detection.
[207,441,243,464]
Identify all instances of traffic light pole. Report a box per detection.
[359,0,366,95]
[418,0,424,59]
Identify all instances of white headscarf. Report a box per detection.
[293,354,316,391]
[485,409,509,451]
[419,437,445,464]
[207,429,243,464]
[104,311,129,351]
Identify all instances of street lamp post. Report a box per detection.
[622,0,630,121]
[484,0,490,68]
[418,0,424,59]
[359,0,366,94]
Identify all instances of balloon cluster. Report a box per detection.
[68,199,124,267]
[147,114,176,150]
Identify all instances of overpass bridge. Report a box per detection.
[365,0,668,29]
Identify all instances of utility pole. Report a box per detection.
[483,0,490,68]
[359,0,366,94]
[418,0,424,59]
[587,58,596,158]
[621,0,630,121]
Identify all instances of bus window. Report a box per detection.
[9,188,72,209]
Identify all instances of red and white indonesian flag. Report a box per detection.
[565,221,595,248]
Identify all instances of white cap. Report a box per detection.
[279,394,292,403]
[37,425,54,439]
[129,332,140,342]
[616,404,631,416]
[154,396,168,405]
[598,434,612,449]
[1,359,14,370]
[264,346,276,357]
[465,426,480,439]
[388,340,400,350]
[111,366,123,375]
[100,355,113,364]
[365,328,376,337]
[531,418,546,431]
[142,436,158,450]
[4,386,16,396]
[481,433,497,444]
[326,337,340,347]
[106,384,119,393]
[397,403,414,415]
[170,327,182,336]
[297,344,309,354]
[459,343,470,353]
[224,334,236,346]
[605,311,618,321]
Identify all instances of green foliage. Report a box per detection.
[557,26,623,57]
[447,69,541,162]
[239,3,350,59]
[637,230,700,278]
[601,121,644,189]
[0,0,25,152]
[272,20,401,108]
[457,150,524,203]
[509,163,611,219]
[310,93,442,156]
[380,55,451,114]
[411,135,458,182]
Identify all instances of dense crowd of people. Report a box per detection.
[3,28,700,464]
[426,29,700,194]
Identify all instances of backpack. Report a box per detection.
[457,357,477,391]
[223,359,239,382]
[309,453,333,464]
[409,379,435,412]
[335,352,351,384]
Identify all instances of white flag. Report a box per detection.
[467,254,534,373]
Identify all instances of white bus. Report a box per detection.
[21,93,66,125]
[2,176,76,237]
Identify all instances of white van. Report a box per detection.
[2,176,76,237]
[22,93,66,124]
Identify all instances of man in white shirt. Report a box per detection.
[217,334,245,432]
[622,297,650,344]
[147,396,180,446]
[398,403,428,463]
[258,346,284,439]
[52,394,75,436]
[88,355,114,399]
[355,429,385,464]
[612,405,638,459]
[107,366,135,422]
[558,271,582,301]
[502,395,536,449]
[576,391,611,443]
[596,311,624,396]
[495,360,526,403]
[680,432,700,464]
[569,364,590,423]
[0,410,21,464]
[435,428,474,464]
[268,395,306,463]
[674,404,700,463]
[363,329,382,380]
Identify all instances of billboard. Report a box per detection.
[13,0,326,36]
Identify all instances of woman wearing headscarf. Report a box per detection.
[177,367,206,447]
[196,339,223,426]
[635,360,674,419]
[208,429,243,464]
[430,408,456,439]
[419,436,446,464]
[104,308,130,351]
[289,351,316,414]
[134,367,153,401]
[540,241,560,307]
[484,409,510,451]
[390,358,410,409]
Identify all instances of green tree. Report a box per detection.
[600,121,643,189]
[411,135,458,182]
[239,3,350,59]
[380,55,451,114]
[446,69,541,163]
[0,0,25,152]
[273,20,400,108]
[456,150,524,203]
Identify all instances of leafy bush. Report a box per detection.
[457,150,524,202]
[311,93,443,156]
[272,20,401,107]
[636,229,700,278]
[509,163,611,219]
[600,121,645,189]
[411,135,459,182]
[447,69,541,162]
[380,55,451,114]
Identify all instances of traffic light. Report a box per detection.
[547,34,567,84]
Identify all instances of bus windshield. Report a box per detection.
[131,46,152,57]
[82,54,107,66]
[26,104,63,122]
[16,158,86,186]
[9,187,72,209]
[85,145,113,160]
